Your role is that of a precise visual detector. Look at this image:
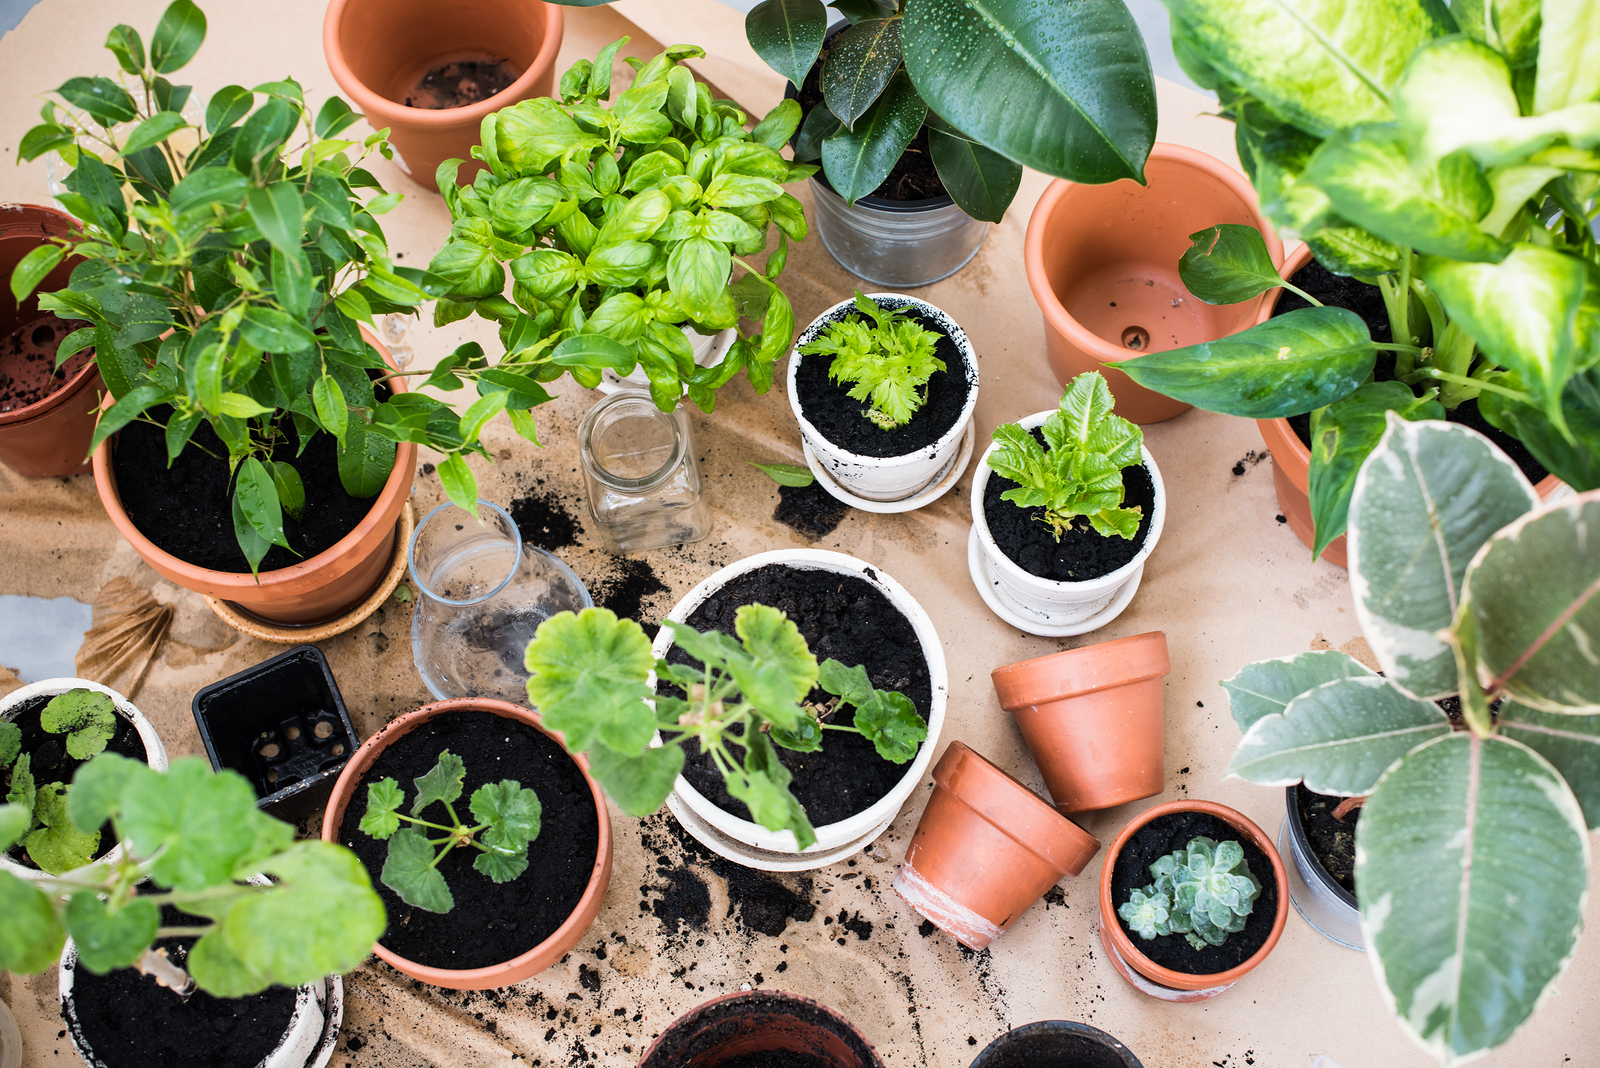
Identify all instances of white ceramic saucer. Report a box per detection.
[801,421,976,515]
[965,525,1144,637]
[665,789,894,872]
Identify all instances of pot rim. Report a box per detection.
[990,630,1171,708]
[787,292,980,471]
[318,696,612,988]
[967,1020,1144,1068]
[1283,785,1360,909]
[971,413,1165,595]
[321,0,565,128]
[0,204,100,429]
[652,548,948,855]
[1097,799,1289,990]
[637,988,887,1068]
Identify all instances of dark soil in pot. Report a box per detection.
[338,709,599,971]
[3,692,147,871]
[0,317,94,414]
[65,904,299,1068]
[405,55,523,108]
[1295,783,1358,898]
[795,300,973,457]
[112,405,385,574]
[643,993,878,1068]
[983,429,1155,582]
[975,1031,1133,1068]
[660,564,932,828]
[1275,259,1550,484]
[1109,810,1279,976]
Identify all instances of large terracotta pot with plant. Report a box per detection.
[1024,143,1282,424]
[323,0,564,191]
[990,631,1170,815]
[0,204,103,478]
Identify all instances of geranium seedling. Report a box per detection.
[2,688,121,873]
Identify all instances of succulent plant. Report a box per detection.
[1121,835,1260,951]
[1116,885,1172,941]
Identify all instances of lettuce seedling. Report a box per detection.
[797,292,945,430]
[524,605,928,851]
[2,689,121,873]
[986,371,1145,541]
[357,749,542,914]
[1119,836,1260,951]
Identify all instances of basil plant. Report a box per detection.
[1220,415,1600,1064]
[741,0,1158,220]
[1118,0,1600,557]
[427,38,808,418]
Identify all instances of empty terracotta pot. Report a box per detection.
[323,0,564,191]
[991,631,1170,815]
[1024,143,1283,424]
[893,741,1100,949]
[638,990,884,1068]
[0,204,103,478]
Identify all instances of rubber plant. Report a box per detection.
[1218,415,1600,1064]
[738,0,1158,221]
[1115,0,1600,557]
[0,753,385,997]
[425,38,808,424]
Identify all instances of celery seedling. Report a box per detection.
[799,291,945,430]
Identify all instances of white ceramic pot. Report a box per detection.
[653,549,948,867]
[1,678,168,880]
[599,325,735,395]
[971,412,1165,628]
[788,294,979,503]
[59,938,344,1068]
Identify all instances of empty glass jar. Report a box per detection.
[579,391,712,553]
[408,500,592,704]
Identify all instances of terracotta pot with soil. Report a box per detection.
[1024,144,1283,423]
[322,0,564,191]
[1281,784,1365,950]
[0,204,104,479]
[894,741,1099,949]
[1098,799,1288,1001]
[788,293,979,506]
[968,1020,1144,1068]
[990,631,1170,815]
[91,333,417,627]
[656,549,947,871]
[321,696,611,990]
[638,990,885,1068]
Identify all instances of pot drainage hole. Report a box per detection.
[1121,326,1150,350]
[254,709,349,790]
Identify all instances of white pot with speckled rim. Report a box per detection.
[788,294,979,503]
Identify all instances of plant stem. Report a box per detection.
[154,926,213,938]
[1415,368,1530,403]
[1279,280,1323,308]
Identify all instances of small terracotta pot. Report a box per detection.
[323,0,564,191]
[1098,799,1288,998]
[0,204,103,478]
[320,697,613,990]
[1023,144,1283,424]
[991,631,1170,815]
[91,332,417,626]
[893,741,1100,949]
[638,990,884,1068]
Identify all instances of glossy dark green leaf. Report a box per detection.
[17,123,75,163]
[246,183,305,254]
[746,0,828,89]
[437,452,478,512]
[88,385,167,455]
[9,245,63,305]
[56,76,137,125]
[550,333,637,370]
[337,419,396,498]
[236,457,291,555]
[150,0,206,74]
[793,101,843,162]
[105,24,146,74]
[314,96,361,139]
[205,85,252,133]
[829,0,896,22]
[1178,223,1283,305]
[820,68,925,204]
[63,153,129,238]
[1479,370,1600,492]
[822,18,902,130]
[169,166,249,215]
[927,125,1022,223]
[240,306,317,353]
[118,111,187,158]
[231,98,297,174]
[270,461,305,521]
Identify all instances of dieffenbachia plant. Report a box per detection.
[2,689,120,874]
[358,749,542,914]
[425,38,807,428]
[1219,415,1600,1064]
[798,291,944,429]
[738,0,1156,221]
[1117,0,1600,558]
[0,754,384,997]
[523,605,927,850]
[986,371,1145,541]
[1117,836,1261,951]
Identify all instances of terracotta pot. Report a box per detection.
[1098,799,1288,998]
[1024,143,1283,424]
[893,741,1100,949]
[968,1020,1143,1068]
[991,631,1170,815]
[638,990,884,1068]
[319,697,613,990]
[323,0,564,191]
[91,333,417,626]
[0,204,103,478]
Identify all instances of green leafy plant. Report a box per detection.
[2,689,122,874]
[0,753,384,997]
[1119,0,1600,557]
[1219,415,1600,1064]
[798,291,944,429]
[749,460,815,487]
[357,749,542,914]
[1118,836,1261,950]
[523,605,928,850]
[986,371,1145,541]
[739,0,1158,221]
[424,38,807,442]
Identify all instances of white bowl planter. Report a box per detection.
[970,411,1165,631]
[599,325,735,395]
[1,678,167,880]
[653,549,947,869]
[788,294,979,504]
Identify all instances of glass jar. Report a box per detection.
[408,500,592,704]
[579,391,712,553]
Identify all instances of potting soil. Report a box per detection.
[641,991,879,1068]
[0,316,93,413]
[339,709,600,970]
[983,446,1156,582]
[404,57,523,109]
[1296,784,1358,898]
